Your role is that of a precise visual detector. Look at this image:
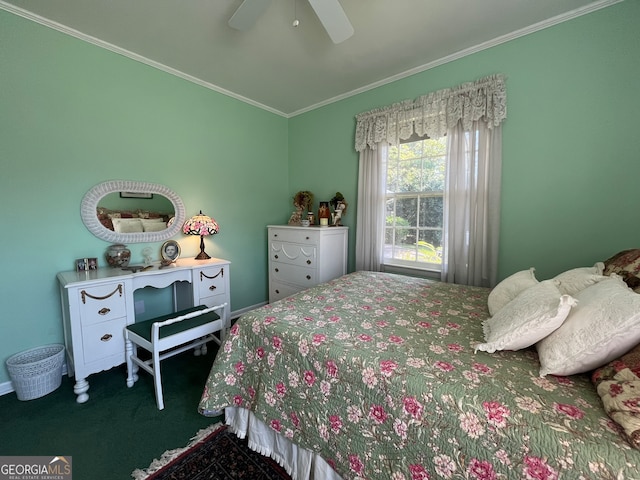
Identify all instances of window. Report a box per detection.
[384,135,446,271]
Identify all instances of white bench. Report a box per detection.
[124,303,227,410]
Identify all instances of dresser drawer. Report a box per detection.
[78,283,127,325]
[196,266,227,299]
[270,242,316,268]
[82,316,126,362]
[269,228,319,245]
[271,262,317,286]
[270,281,303,303]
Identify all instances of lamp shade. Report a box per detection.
[182,211,219,236]
[183,211,219,260]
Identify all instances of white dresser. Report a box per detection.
[268,225,348,303]
[57,257,230,403]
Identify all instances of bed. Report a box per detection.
[198,267,640,479]
[95,207,172,232]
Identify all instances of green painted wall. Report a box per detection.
[289,1,640,280]
[1,2,639,387]
[0,10,289,385]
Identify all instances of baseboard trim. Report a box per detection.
[231,302,267,319]
[0,380,15,396]
[0,304,267,397]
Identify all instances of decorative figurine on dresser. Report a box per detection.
[267,225,348,303]
[288,190,314,226]
[329,192,348,226]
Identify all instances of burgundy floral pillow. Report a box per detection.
[592,343,640,449]
[603,249,640,291]
[99,217,114,231]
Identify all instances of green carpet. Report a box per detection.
[0,347,223,479]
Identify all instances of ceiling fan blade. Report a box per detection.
[307,0,354,44]
[228,0,273,31]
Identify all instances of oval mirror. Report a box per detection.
[81,180,186,244]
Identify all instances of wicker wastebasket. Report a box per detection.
[6,344,65,401]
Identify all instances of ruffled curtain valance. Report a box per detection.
[354,74,507,152]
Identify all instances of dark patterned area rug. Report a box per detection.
[132,423,293,479]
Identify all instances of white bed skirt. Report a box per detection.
[225,407,343,480]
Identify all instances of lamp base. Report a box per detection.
[195,235,211,260]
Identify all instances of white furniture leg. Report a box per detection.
[152,346,164,410]
[73,378,90,403]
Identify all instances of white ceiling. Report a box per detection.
[0,0,620,117]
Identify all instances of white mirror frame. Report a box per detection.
[81,180,186,244]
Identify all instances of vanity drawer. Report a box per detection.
[271,262,317,287]
[196,266,227,299]
[270,242,316,268]
[82,316,126,362]
[77,283,127,325]
[269,228,319,245]
[198,292,228,311]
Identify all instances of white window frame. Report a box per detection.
[383,135,445,273]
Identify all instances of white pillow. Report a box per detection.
[487,268,538,316]
[111,218,143,233]
[140,218,167,232]
[476,280,576,354]
[553,262,606,296]
[537,276,640,377]
[142,222,167,232]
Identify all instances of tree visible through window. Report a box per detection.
[385,135,446,270]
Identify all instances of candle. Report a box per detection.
[320,218,329,226]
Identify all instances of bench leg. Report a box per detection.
[194,339,207,356]
[152,348,164,410]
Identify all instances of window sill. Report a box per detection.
[382,263,441,280]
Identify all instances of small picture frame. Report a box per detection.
[161,240,181,262]
[120,191,153,199]
[77,258,98,271]
[75,258,88,272]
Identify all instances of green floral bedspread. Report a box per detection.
[199,271,640,479]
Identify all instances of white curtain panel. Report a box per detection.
[355,144,387,271]
[354,75,506,285]
[441,121,502,287]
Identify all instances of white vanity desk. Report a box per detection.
[57,257,230,403]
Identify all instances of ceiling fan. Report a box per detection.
[228,0,354,44]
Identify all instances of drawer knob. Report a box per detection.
[275,268,279,272]
[209,285,217,291]
[306,236,310,240]
[274,255,279,259]
[274,234,278,237]
[275,289,280,294]
[306,275,311,280]
[98,308,111,315]
[306,260,311,265]
[100,334,113,342]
